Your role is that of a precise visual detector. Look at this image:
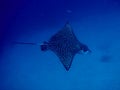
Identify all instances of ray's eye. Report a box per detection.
[80,45,87,51]
[83,47,88,52]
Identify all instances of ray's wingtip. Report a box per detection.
[64,66,71,71]
[64,21,72,29]
[66,68,70,71]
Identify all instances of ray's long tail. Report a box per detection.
[13,41,49,51]
[13,42,39,45]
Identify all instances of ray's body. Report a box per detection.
[41,22,91,71]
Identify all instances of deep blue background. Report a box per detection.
[1,0,119,45]
[1,0,120,90]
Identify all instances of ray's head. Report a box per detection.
[79,44,91,54]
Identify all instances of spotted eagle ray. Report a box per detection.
[13,22,91,71]
[41,22,91,71]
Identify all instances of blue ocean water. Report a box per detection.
[1,0,120,90]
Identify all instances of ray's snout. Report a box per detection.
[80,44,91,54]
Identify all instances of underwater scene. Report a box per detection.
[1,0,120,90]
